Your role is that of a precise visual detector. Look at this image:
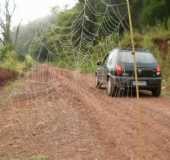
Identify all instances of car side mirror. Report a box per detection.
[97,61,102,65]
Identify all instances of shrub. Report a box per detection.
[25,54,34,69]
[30,155,48,160]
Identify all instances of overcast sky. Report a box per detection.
[12,0,78,25]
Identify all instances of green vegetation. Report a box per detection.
[30,155,48,160]
[24,0,170,67]
[0,154,48,160]
[0,46,34,73]
[0,0,34,74]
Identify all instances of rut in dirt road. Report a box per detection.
[0,64,170,160]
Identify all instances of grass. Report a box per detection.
[30,155,48,160]
[0,154,48,160]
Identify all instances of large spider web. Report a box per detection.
[36,0,129,68]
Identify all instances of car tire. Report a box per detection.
[152,87,161,97]
[106,77,114,96]
[95,74,102,89]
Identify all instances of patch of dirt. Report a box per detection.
[0,67,18,86]
[0,64,170,160]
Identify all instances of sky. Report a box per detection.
[12,0,78,26]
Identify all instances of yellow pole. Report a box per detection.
[126,0,139,99]
[126,3,144,160]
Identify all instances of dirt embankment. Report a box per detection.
[0,64,170,160]
[0,68,18,86]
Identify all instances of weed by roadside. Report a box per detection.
[0,154,48,160]
[30,155,48,160]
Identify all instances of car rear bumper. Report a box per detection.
[110,75,161,90]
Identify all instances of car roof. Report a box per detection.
[111,48,150,53]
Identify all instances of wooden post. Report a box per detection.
[126,0,139,99]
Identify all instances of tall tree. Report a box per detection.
[0,0,16,46]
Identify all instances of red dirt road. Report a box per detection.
[0,64,170,160]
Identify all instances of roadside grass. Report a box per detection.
[0,154,48,160]
[30,155,48,160]
[0,54,34,74]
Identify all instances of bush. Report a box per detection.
[25,54,34,69]
[120,32,144,48]
[0,46,33,73]
[0,50,24,72]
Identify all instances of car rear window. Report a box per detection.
[119,51,157,64]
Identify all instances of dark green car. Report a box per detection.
[96,48,162,97]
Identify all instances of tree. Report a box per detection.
[0,0,16,46]
[141,0,170,26]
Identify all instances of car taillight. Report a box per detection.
[156,65,161,76]
[115,64,123,76]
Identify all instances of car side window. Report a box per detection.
[111,53,117,65]
[108,58,113,66]
[107,52,118,69]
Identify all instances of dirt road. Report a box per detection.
[0,64,170,160]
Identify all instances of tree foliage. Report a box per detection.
[140,0,170,26]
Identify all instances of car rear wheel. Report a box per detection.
[152,87,161,97]
[95,74,102,88]
[106,77,114,96]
